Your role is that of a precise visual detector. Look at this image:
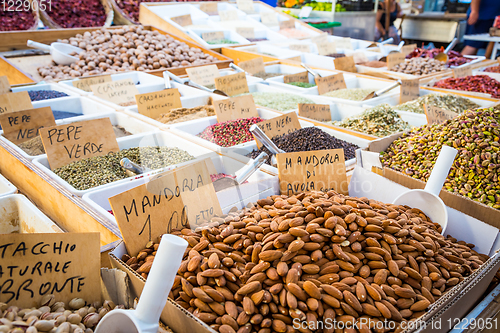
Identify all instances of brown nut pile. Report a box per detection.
[0,295,123,333]
[390,58,446,76]
[122,191,487,333]
[37,25,219,81]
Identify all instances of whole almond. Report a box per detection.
[242,297,255,315]
[375,301,392,319]
[361,303,381,317]
[259,250,283,262]
[343,290,362,313]
[303,281,321,300]
[356,282,367,302]
[395,287,417,298]
[410,299,431,312]
[192,288,213,303]
[237,281,261,295]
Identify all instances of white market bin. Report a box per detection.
[33,131,214,197]
[0,174,17,197]
[12,83,79,100]
[266,71,357,94]
[209,16,269,32]
[149,4,211,32]
[82,153,279,224]
[0,111,157,160]
[169,107,315,154]
[32,96,118,121]
[188,29,251,49]
[60,72,166,97]
[0,194,63,233]
[364,88,497,127]
[235,44,304,60]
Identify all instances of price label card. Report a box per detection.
[238,57,265,75]
[289,44,311,53]
[0,232,100,308]
[334,56,356,73]
[0,76,11,94]
[254,112,301,148]
[110,159,222,257]
[400,78,420,104]
[135,88,182,119]
[424,104,457,125]
[277,148,348,196]
[236,27,255,39]
[214,94,258,122]
[237,0,254,12]
[171,14,193,27]
[90,78,139,106]
[401,44,417,56]
[352,52,369,64]
[283,71,309,84]
[219,10,238,21]
[0,91,33,114]
[200,2,218,15]
[40,118,120,170]
[453,65,473,78]
[201,31,226,43]
[260,12,279,26]
[73,75,112,92]
[186,64,220,86]
[336,38,353,50]
[215,72,249,96]
[311,34,328,44]
[315,73,347,95]
[298,103,331,122]
[387,52,406,70]
[299,6,313,18]
[316,42,336,56]
[0,106,55,144]
[279,20,295,30]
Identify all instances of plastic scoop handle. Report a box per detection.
[444,38,458,54]
[424,145,458,197]
[230,63,251,76]
[379,38,394,45]
[250,124,284,155]
[301,63,321,78]
[235,151,269,184]
[135,235,188,326]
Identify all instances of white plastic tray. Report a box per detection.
[12,83,80,100]
[364,88,497,127]
[31,95,117,121]
[266,71,356,94]
[59,71,166,97]
[82,153,279,224]
[169,107,315,154]
[33,131,214,197]
[235,44,304,60]
[0,112,158,160]
[0,194,63,233]
[0,174,17,197]
[188,29,251,49]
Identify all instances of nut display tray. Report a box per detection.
[0,174,17,197]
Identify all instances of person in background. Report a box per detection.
[462,0,500,55]
[375,0,403,44]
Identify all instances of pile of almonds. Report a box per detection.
[37,25,219,80]
[0,295,123,333]
[122,191,487,333]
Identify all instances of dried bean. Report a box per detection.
[434,75,500,99]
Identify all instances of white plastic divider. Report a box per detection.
[188,29,251,49]
[0,111,158,160]
[12,83,80,99]
[0,194,63,233]
[31,95,117,120]
[209,15,270,32]
[0,174,17,197]
[59,71,166,96]
[235,44,304,60]
[364,88,498,127]
[146,4,212,32]
[82,153,279,224]
[169,107,315,154]
[33,131,214,197]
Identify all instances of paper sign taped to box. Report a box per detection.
[0,232,100,308]
[277,148,348,196]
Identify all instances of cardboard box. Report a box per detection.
[358,133,500,230]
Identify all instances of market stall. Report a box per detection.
[1,1,500,332]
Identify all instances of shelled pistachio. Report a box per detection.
[381,106,500,209]
[247,92,315,111]
[394,94,480,114]
[322,88,375,101]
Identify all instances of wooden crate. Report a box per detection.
[139,1,325,45]
[0,25,232,80]
[0,141,121,247]
[0,55,36,85]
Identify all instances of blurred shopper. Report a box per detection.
[462,0,500,55]
[375,0,403,43]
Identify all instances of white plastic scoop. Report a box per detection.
[392,145,458,234]
[27,40,83,65]
[95,234,188,333]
